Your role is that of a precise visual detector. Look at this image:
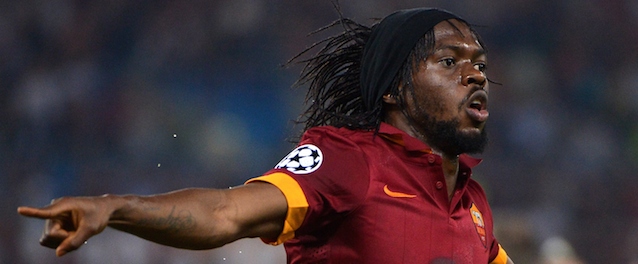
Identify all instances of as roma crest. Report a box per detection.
[470,203,487,248]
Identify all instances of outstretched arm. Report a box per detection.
[17,182,287,257]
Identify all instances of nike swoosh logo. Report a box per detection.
[383,185,417,198]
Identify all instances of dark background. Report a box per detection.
[3,1,637,263]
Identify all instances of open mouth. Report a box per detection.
[469,99,485,111]
[465,91,489,122]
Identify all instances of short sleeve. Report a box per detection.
[246,127,371,244]
[489,243,510,264]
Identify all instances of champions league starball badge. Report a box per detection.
[275,144,323,174]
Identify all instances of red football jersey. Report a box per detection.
[247,123,509,264]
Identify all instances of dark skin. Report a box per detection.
[18,184,287,256]
[18,19,513,264]
[383,19,489,202]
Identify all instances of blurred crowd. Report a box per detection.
[2,0,637,263]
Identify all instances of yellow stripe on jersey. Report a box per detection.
[489,244,509,264]
[246,173,309,245]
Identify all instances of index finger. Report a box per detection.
[17,205,64,220]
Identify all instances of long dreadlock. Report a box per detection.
[288,19,435,137]
[289,17,377,135]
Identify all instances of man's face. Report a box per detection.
[404,19,489,155]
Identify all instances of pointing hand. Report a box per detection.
[17,196,112,257]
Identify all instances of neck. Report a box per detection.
[440,153,460,202]
[384,110,461,201]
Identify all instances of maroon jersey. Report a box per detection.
[247,123,509,264]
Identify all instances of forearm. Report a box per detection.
[106,188,236,250]
[18,181,287,255]
[105,183,286,250]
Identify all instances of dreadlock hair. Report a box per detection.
[289,13,488,141]
[288,17,376,137]
[288,18,437,137]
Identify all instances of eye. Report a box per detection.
[474,62,487,72]
[440,58,455,67]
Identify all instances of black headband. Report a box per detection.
[360,8,464,110]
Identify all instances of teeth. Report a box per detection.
[470,100,482,110]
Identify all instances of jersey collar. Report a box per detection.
[377,122,482,169]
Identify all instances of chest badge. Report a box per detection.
[470,203,487,248]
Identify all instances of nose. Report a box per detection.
[462,65,486,87]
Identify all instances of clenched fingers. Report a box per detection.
[40,219,70,249]
[17,198,108,256]
[55,224,96,256]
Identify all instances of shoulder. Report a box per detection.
[466,179,487,195]
[298,126,377,154]
[274,127,374,211]
[302,126,374,143]
[466,179,490,206]
[275,126,374,177]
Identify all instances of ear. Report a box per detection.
[382,94,398,105]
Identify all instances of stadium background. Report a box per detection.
[2,0,637,263]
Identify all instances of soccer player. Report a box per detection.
[18,7,513,263]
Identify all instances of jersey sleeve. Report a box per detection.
[246,172,309,245]
[246,127,371,245]
[489,243,510,264]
